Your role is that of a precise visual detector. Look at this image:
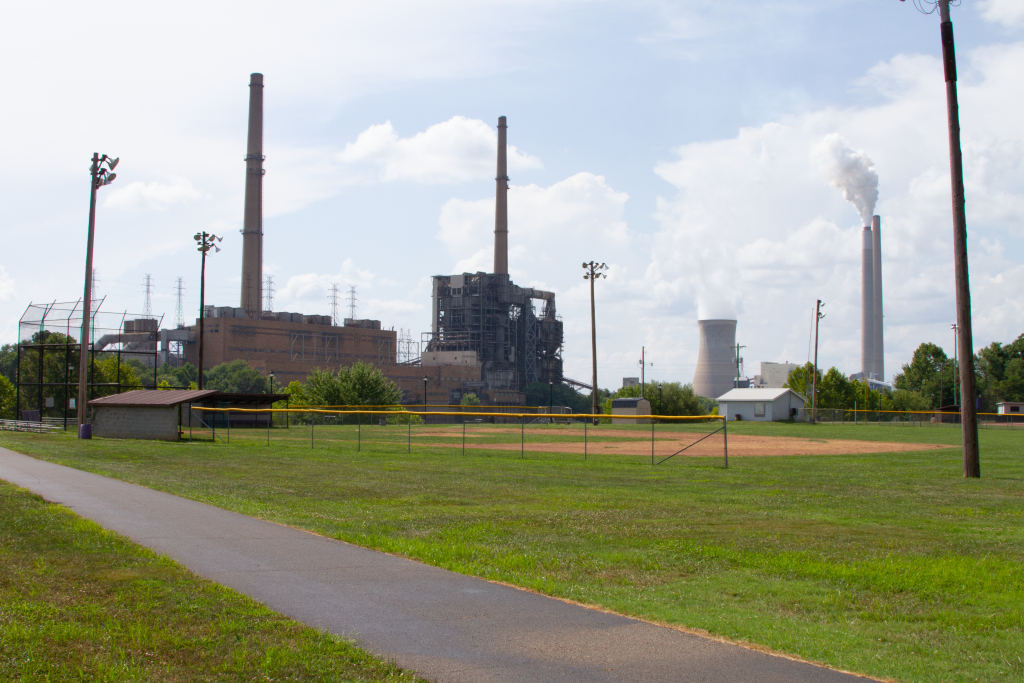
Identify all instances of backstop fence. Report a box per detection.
[184,409,730,468]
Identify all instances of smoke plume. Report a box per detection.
[816,133,878,226]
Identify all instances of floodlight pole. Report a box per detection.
[811,300,824,424]
[77,153,116,436]
[198,243,208,390]
[583,261,607,424]
[935,0,980,476]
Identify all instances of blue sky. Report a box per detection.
[1,0,1021,388]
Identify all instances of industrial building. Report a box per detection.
[753,362,800,389]
[692,319,737,399]
[141,81,561,405]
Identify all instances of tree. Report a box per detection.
[460,392,481,406]
[0,343,16,384]
[816,368,857,410]
[784,363,820,403]
[976,334,1024,411]
[0,375,15,419]
[293,362,402,407]
[203,360,269,394]
[889,389,931,412]
[610,381,707,416]
[524,381,594,414]
[892,343,957,408]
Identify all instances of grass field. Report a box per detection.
[1,422,1022,683]
[0,480,423,682]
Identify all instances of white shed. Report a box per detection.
[717,388,806,422]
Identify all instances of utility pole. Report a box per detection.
[734,343,746,389]
[638,346,652,398]
[811,300,825,424]
[904,0,980,476]
[77,153,118,436]
[583,261,607,423]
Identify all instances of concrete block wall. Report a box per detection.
[92,405,180,441]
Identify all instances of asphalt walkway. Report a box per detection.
[0,447,873,683]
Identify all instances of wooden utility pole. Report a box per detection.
[936,0,980,477]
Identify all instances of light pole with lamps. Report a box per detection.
[77,153,118,437]
[583,261,607,424]
[422,376,428,409]
[194,232,222,390]
[268,370,275,393]
[658,382,663,413]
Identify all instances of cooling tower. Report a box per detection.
[693,319,737,399]
[240,73,264,319]
[872,215,883,380]
[861,225,874,377]
[493,116,508,275]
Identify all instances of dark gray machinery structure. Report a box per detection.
[424,117,564,395]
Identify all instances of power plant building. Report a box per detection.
[692,319,737,399]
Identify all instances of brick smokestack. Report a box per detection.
[872,215,883,381]
[240,73,264,319]
[861,225,874,378]
[493,116,508,275]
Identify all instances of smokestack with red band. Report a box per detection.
[861,225,874,378]
[240,73,264,319]
[493,116,508,275]
[872,215,883,381]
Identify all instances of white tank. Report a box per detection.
[693,319,737,399]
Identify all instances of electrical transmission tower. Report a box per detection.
[143,274,154,318]
[347,285,358,321]
[264,275,275,313]
[328,283,341,326]
[174,277,186,328]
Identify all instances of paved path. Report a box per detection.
[0,447,873,683]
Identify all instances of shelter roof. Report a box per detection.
[202,393,290,404]
[88,389,217,407]
[717,388,805,404]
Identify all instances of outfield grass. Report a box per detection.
[0,480,424,682]
[1,424,1022,683]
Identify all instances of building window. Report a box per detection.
[754,402,765,417]
[1012,406,1020,413]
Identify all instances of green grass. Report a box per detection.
[2,424,1022,682]
[0,481,424,682]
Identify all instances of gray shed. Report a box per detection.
[716,388,806,422]
[88,389,217,441]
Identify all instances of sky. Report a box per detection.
[1,0,1022,390]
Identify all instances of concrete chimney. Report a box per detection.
[693,319,737,399]
[240,73,264,319]
[872,215,883,381]
[493,116,508,275]
[861,225,874,378]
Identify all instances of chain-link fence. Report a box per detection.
[184,409,729,467]
[795,408,1022,429]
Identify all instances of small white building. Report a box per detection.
[717,388,806,422]
[996,402,1024,415]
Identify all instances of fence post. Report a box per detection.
[358,413,361,452]
[521,414,524,459]
[651,417,655,465]
[462,416,466,457]
[584,418,587,461]
[723,417,729,469]
[311,412,314,449]
[267,408,270,446]
[408,414,411,453]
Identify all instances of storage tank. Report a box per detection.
[692,319,737,399]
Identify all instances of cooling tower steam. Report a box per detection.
[817,133,878,227]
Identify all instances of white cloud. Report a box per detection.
[979,0,1024,28]
[339,117,543,184]
[105,178,205,211]
[0,266,14,301]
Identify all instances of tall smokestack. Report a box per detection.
[872,215,883,381]
[240,73,264,319]
[493,116,508,275]
[693,319,737,399]
[861,225,874,378]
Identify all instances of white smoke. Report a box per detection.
[816,133,879,226]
